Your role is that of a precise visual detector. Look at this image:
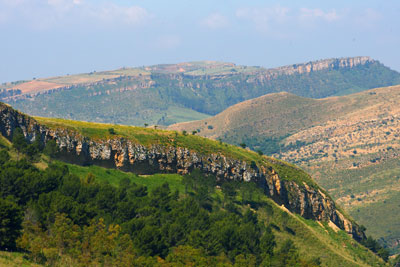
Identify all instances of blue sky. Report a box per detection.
[1,0,399,83]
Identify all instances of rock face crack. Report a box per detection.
[0,103,365,241]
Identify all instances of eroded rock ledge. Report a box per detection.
[0,103,365,241]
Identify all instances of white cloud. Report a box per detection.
[236,6,290,31]
[299,8,339,22]
[0,0,152,29]
[200,13,228,29]
[236,6,345,34]
[93,4,151,25]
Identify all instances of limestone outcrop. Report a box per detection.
[0,102,366,241]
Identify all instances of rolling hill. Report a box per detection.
[0,102,390,266]
[168,84,400,253]
[2,56,400,126]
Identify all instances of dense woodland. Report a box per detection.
[0,129,325,266]
[0,129,396,266]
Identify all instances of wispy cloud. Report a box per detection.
[91,3,151,25]
[236,6,347,35]
[200,13,229,29]
[0,0,153,29]
[299,8,339,22]
[236,6,289,31]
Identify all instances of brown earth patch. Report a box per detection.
[11,80,66,94]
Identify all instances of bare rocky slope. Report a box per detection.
[0,102,367,242]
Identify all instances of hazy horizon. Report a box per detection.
[1,0,399,83]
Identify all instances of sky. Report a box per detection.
[0,0,399,83]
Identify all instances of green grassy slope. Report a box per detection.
[61,161,387,266]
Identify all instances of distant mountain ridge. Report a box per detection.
[2,56,400,126]
[0,56,377,99]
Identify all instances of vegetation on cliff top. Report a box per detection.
[34,116,322,190]
[0,138,388,266]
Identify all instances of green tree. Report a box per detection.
[12,128,27,159]
[260,226,276,258]
[44,139,58,159]
[0,197,23,250]
[108,128,116,135]
[273,239,299,266]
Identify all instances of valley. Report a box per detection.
[169,84,400,253]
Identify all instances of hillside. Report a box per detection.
[169,84,400,253]
[2,57,400,126]
[0,102,390,266]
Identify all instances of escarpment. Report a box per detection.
[0,102,366,241]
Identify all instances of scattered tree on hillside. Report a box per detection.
[12,128,27,160]
[44,139,58,160]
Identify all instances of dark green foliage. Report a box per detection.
[273,239,300,266]
[0,197,23,250]
[43,139,58,158]
[0,150,10,165]
[12,128,27,153]
[0,148,281,264]
[361,236,390,261]
[11,128,42,161]
[108,128,116,135]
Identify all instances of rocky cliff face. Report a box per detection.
[271,56,372,76]
[0,102,366,241]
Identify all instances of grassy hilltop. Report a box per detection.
[169,84,400,253]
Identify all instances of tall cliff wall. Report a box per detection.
[0,102,366,241]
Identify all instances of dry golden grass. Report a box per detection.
[11,80,65,94]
